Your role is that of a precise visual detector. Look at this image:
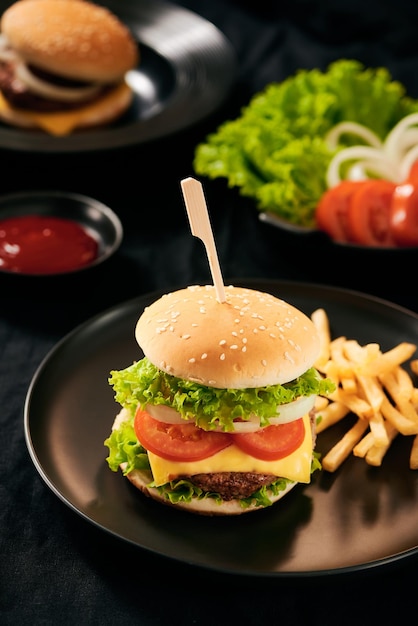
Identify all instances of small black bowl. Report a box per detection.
[0,189,123,277]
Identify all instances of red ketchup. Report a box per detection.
[0,215,99,274]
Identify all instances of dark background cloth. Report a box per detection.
[1,1,418,624]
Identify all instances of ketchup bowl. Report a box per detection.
[0,190,123,277]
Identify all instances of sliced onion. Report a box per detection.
[389,127,418,158]
[269,394,316,425]
[326,146,397,188]
[399,143,418,180]
[325,121,382,151]
[145,395,316,434]
[15,62,101,103]
[145,404,185,424]
[384,112,418,162]
[346,159,399,182]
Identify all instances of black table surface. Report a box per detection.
[2,1,418,624]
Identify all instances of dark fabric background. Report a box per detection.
[1,1,418,624]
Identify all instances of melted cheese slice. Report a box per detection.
[0,83,131,136]
[148,413,313,487]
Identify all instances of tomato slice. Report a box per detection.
[232,419,305,461]
[347,179,396,246]
[134,409,232,462]
[315,180,366,243]
[390,182,418,246]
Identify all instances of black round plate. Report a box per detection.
[0,0,236,152]
[24,279,418,577]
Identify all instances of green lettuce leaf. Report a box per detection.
[108,357,335,432]
[193,59,418,227]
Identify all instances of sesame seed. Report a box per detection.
[232,331,238,337]
[181,334,191,340]
[201,353,208,359]
[242,337,247,344]
[219,339,226,346]
[284,351,295,363]
[259,325,266,331]
[188,358,196,363]
[269,333,276,338]
[242,346,247,352]
[220,353,226,360]
[261,359,267,366]
[230,345,238,350]
[200,307,206,314]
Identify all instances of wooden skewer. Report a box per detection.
[180,177,226,303]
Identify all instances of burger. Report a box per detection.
[0,0,138,135]
[104,284,335,515]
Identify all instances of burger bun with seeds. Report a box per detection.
[135,284,321,389]
[1,0,138,83]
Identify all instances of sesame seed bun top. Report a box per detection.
[135,285,321,389]
[1,0,139,83]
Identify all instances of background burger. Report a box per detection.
[0,0,138,135]
[104,285,335,515]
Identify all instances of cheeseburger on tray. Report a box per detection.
[104,284,335,515]
[0,0,138,135]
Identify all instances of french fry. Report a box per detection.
[365,422,398,467]
[340,375,357,394]
[335,389,374,420]
[380,371,418,427]
[321,419,369,472]
[379,396,418,436]
[311,308,331,369]
[356,374,385,413]
[380,370,412,403]
[329,336,355,378]
[393,365,415,399]
[368,410,389,447]
[314,395,329,411]
[359,342,416,376]
[310,308,418,472]
[311,308,418,472]
[353,431,375,458]
[315,401,350,434]
[341,339,366,363]
[410,359,418,376]
[411,388,418,407]
[410,435,418,470]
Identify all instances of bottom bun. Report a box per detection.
[0,82,133,134]
[121,463,298,516]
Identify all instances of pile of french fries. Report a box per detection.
[311,308,418,472]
